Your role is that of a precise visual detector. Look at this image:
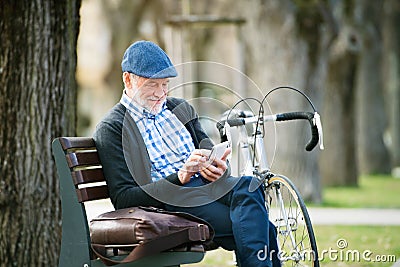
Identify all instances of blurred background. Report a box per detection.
[76,1,400,266]
[76,0,399,201]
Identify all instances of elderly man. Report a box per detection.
[94,40,280,267]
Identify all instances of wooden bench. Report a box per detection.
[52,137,206,267]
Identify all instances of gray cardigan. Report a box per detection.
[94,97,216,209]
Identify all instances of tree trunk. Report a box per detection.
[382,0,400,173]
[355,1,391,175]
[319,0,359,186]
[321,42,359,186]
[0,0,80,266]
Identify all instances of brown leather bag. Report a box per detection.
[90,206,214,266]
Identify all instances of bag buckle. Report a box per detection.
[198,224,207,241]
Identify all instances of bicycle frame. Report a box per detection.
[235,114,273,176]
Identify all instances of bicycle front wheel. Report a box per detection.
[265,174,319,267]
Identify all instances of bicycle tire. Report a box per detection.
[265,174,319,267]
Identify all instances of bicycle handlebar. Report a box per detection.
[276,112,318,151]
[216,111,324,151]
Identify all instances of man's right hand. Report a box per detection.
[177,149,209,184]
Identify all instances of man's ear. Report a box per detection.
[123,72,133,88]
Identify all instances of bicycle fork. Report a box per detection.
[274,183,303,262]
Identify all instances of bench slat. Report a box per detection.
[59,137,96,150]
[72,168,105,185]
[76,185,109,202]
[66,151,101,168]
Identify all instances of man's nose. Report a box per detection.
[153,85,166,97]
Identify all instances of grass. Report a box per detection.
[184,175,400,266]
[319,175,400,208]
[313,225,400,267]
[185,225,400,267]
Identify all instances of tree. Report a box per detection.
[355,1,391,175]
[383,0,400,173]
[0,1,81,266]
[321,0,392,184]
[320,0,360,186]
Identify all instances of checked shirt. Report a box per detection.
[120,93,195,181]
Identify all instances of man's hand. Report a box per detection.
[178,148,231,184]
[177,149,207,184]
[200,147,231,182]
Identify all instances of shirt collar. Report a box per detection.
[120,91,167,121]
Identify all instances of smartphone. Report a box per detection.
[208,141,230,162]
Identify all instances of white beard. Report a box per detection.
[132,94,164,115]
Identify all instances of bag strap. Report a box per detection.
[91,225,208,266]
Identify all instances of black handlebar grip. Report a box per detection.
[276,112,313,121]
[306,124,319,151]
[226,118,245,126]
[276,112,319,151]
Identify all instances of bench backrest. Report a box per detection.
[58,137,109,202]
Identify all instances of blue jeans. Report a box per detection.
[165,176,281,267]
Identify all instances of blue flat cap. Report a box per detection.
[121,41,177,79]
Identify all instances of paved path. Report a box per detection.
[85,199,114,221]
[307,207,400,225]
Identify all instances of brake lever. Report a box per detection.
[313,112,324,150]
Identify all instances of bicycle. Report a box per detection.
[216,87,324,267]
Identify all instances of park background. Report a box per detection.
[1,0,400,266]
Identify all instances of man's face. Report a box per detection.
[128,74,169,114]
